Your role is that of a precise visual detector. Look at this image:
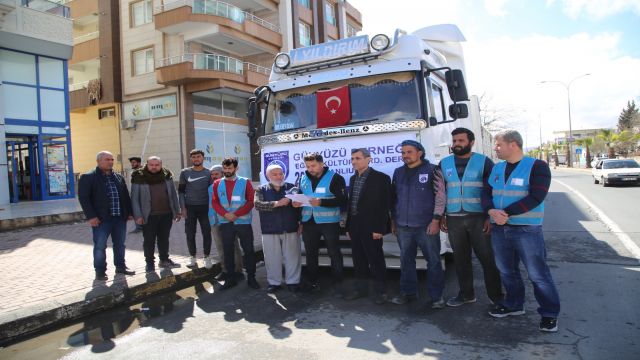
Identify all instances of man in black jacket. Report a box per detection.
[344,148,392,304]
[78,151,135,281]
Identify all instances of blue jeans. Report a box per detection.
[491,225,560,317]
[396,226,444,299]
[92,216,127,274]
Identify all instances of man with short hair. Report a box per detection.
[208,165,244,279]
[390,140,447,309]
[78,151,135,281]
[129,156,143,233]
[344,148,392,304]
[293,152,348,295]
[439,127,503,307]
[179,149,213,269]
[255,164,302,293]
[485,129,560,333]
[131,156,182,272]
[211,157,259,290]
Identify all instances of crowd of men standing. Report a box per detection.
[78,127,560,333]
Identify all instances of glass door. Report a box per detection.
[5,137,40,202]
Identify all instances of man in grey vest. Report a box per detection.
[439,128,503,307]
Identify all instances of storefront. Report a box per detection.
[1,48,75,203]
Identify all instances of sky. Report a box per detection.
[348,0,640,147]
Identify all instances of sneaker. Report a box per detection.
[215,272,228,281]
[390,293,417,305]
[186,256,197,269]
[219,279,237,290]
[203,256,213,269]
[267,284,282,293]
[158,259,180,269]
[488,305,525,318]
[446,295,477,307]
[539,317,558,332]
[247,277,260,289]
[431,298,446,309]
[145,264,155,272]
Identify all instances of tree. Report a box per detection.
[575,138,593,168]
[551,143,560,167]
[614,130,640,157]
[618,100,639,132]
[597,129,617,158]
[477,92,523,131]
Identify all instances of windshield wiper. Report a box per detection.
[352,117,379,124]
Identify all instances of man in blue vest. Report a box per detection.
[211,157,258,290]
[293,152,348,295]
[485,129,560,332]
[439,128,503,307]
[390,140,447,309]
[255,164,302,293]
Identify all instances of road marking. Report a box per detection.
[553,179,640,263]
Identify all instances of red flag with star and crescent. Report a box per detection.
[316,85,351,128]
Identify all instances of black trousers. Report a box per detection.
[220,223,256,278]
[302,221,343,284]
[349,215,387,294]
[142,213,173,264]
[447,215,503,302]
[185,204,212,257]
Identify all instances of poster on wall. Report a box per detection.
[194,127,252,179]
[124,95,177,121]
[48,170,68,194]
[46,146,66,169]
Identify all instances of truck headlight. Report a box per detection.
[370,34,390,51]
[274,53,290,69]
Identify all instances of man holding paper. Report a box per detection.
[293,152,348,295]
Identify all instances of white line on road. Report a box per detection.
[553,179,640,263]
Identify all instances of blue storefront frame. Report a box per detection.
[1,47,75,202]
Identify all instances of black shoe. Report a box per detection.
[287,284,300,292]
[344,290,367,301]
[373,293,389,305]
[539,317,558,332]
[446,295,477,307]
[234,272,245,281]
[215,272,227,281]
[247,277,260,289]
[115,267,136,276]
[390,293,417,305]
[95,273,108,281]
[145,264,155,272]
[220,280,237,290]
[488,304,525,318]
[267,284,282,293]
[158,259,180,269]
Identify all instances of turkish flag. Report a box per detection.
[316,85,351,128]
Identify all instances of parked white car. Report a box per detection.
[592,159,640,186]
[590,155,609,168]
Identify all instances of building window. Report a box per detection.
[299,21,312,47]
[131,0,153,27]
[347,23,358,38]
[325,2,336,26]
[99,107,116,119]
[297,0,310,9]
[132,47,154,76]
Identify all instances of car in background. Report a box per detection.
[592,159,640,186]
[590,155,609,168]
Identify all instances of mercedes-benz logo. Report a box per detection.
[293,134,299,139]
[362,126,370,132]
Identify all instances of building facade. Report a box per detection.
[0,0,74,204]
[118,0,362,179]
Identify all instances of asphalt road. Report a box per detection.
[2,168,639,360]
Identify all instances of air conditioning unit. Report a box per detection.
[120,119,136,129]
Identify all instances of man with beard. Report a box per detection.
[179,149,213,269]
[390,140,446,309]
[211,157,259,290]
[131,156,182,272]
[254,164,302,293]
[439,128,503,308]
[129,156,143,233]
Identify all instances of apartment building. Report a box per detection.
[119,0,362,179]
[0,0,73,204]
[67,0,124,174]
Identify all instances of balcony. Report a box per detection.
[21,0,70,18]
[69,78,100,111]
[73,30,98,44]
[155,53,270,90]
[63,0,98,19]
[69,35,98,64]
[154,0,282,55]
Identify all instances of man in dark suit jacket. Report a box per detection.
[345,148,392,304]
[78,151,135,281]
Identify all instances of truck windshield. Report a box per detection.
[265,72,421,134]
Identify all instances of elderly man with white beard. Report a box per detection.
[254,164,302,292]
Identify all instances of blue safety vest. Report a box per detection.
[300,170,340,224]
[441,153,485,213]
[207,184,218,226]
[488,156,544,225]
[216,177,252,225]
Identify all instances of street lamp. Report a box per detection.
[540,73,590,167]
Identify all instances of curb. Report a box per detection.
[0,212,85,232]
[0,263,222,345]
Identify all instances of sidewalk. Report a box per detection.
[0,216,263,344]
[0,198,84,231]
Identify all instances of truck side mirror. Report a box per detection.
[247,97,257,139]
[449,103,469,119]
[428,117,438,126]
[445,69,469,102]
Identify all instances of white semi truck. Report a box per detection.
[248,24,487,267]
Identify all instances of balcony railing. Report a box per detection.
[73,31,99,44]
[68,80,91,91]
[157,53,271,76]
[155,0,280,33]
[21,0,70,18]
